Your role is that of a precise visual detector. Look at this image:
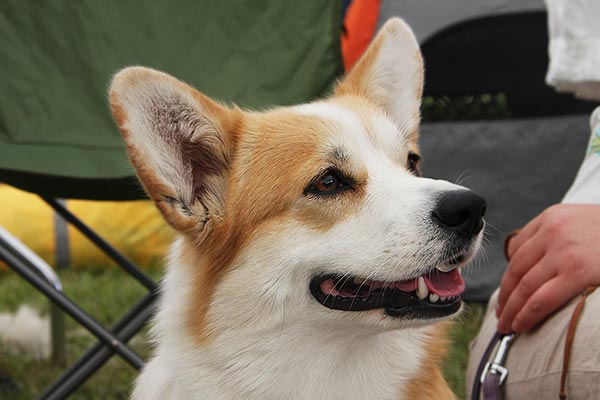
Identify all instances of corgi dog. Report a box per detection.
[109,18,486,400]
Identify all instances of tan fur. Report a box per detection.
[403,323,456,400]
[184,109,371,342]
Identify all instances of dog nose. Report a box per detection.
[432,190,487,237]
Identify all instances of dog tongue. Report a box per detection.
[423,269,465,297]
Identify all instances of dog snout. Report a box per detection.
[431,190,486,237]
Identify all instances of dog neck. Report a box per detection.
[187,324,428,400]
[137,240,434,400]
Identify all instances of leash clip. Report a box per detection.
[480,333,516,386]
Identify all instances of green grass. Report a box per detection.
[0,268,485,399]
[0,267,162,400]
[443,303,486,399]
[421,93,512,122]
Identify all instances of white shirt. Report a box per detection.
[545,0,600,101]
[563,108,600,203]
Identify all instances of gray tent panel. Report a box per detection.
[420,116,590,300]
[378,0,544,43]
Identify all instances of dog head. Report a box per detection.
[109,18,485,338]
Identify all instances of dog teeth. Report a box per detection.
[440,296,447,302]
[435,265,453,273]
[429,293,440,303]
[417,277,428,300]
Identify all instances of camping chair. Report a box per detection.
[0,1,343,398]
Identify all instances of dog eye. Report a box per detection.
[407,152,421,176]
[305,169,352,196]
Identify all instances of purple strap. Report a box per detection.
[483,372,503,400]
[471,331,502,400]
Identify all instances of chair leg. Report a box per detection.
[39,292,156,400]
[1,197,160,398]
[0,226,63,291]
[42,197,157,291]
[0,241,145,369]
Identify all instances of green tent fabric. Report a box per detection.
[0,0,343,199]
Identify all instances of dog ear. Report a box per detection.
[335,18,423,128]
[109,67,235,240]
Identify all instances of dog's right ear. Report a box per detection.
[335,18,423,130]
[109,67,235,240]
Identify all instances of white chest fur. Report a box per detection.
[132,251,430,400]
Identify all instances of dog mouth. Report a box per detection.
[309,267,464,319]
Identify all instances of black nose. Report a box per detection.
[432,190,487,237]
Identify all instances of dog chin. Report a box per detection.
[314,301,465,333]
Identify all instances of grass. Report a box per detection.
[443,303,486,399]
[0,267,162,400]
[421,93,512,122]
[0,268,485,399]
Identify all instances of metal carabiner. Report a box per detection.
[480,333,516,386]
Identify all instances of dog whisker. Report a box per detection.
[321,272,354,306]
[484,221,504,235]
[397,113,419,139]
[454,170,473,186]
[348,259,394,311]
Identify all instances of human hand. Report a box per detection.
[496,204,600,333]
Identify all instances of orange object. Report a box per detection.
[342,0,381,71]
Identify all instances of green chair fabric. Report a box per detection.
[0,0,343,199]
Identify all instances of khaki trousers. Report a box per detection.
[466,289,600,399]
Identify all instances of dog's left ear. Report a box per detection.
[335,18,423,128]
[109,67,236,241]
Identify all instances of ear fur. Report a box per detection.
[335,18,424,129]
[109,67,236,239]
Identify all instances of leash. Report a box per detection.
[471,229,596,400]
[471,230,519,400]
[471,331,514,400]
[559,286,596,400]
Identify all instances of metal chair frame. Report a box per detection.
[0,196,158,399]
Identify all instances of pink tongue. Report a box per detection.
[423,269,465,297]
[390,280,418,292]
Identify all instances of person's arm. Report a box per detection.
[496,203,600,333]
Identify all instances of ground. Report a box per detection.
[0,267,485,400]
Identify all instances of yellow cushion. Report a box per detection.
[0,185,173,269]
